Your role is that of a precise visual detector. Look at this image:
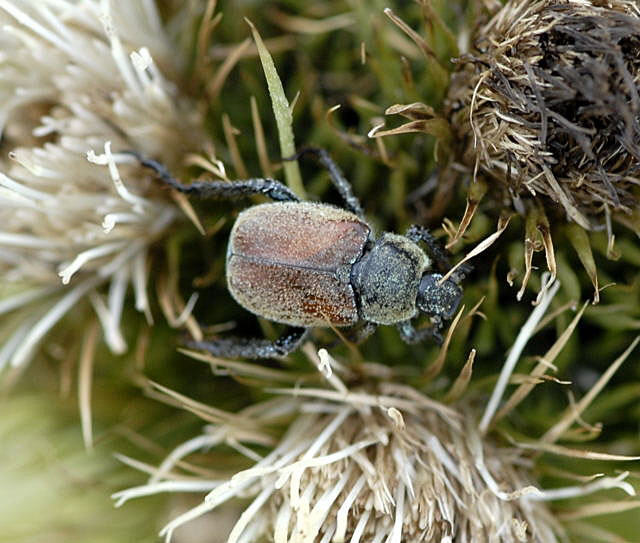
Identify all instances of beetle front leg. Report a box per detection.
[188,327,309,359]
[126,151,301,202]
[448,262,474,284]
[397,319,443,345]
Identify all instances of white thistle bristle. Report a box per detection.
[118,386,567,543]
[114,282,640,543]
[0,0,206,368]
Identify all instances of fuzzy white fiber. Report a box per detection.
[0,0,205,369]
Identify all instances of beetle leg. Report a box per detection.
[188,327,309,359]
[448,262,474,284]
[405,225,451,271]
[126,151,301,202]
[346,321,377,345]
[286,147,365,218]
[397,319,443,345]
[406,225,474,282]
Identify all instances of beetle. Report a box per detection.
[131,148,468,358]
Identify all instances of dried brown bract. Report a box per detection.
[448,0,640,230]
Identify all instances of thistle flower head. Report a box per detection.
[119,382,564,543]
[114,281,640,543]
[448,0,640,231]
[0,0,206,370]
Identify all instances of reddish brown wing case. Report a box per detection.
[227,202,370,327]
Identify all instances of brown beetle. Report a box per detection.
[133,148,467,358]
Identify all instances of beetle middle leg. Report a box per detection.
[341,321,377,345]
[127,151,301,202]
[286,147,364,218]
[405,225,451,271]
[397,319,443,345]
[188,327,309,359]
[406,225,474,281]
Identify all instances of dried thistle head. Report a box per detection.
[448,0,640,232]
[115,297,640,543]
[115,350,639,543]
[119,382,564,543]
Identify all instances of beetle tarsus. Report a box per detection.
[188,327,309,359]
[121,151,177,186]
[397,319,443,346]
[285,146,365,218]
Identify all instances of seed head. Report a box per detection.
[448,0,640,229]
[131,386,563,543]
[114,288,639,543]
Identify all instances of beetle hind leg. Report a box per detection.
[188,327,309,359]
[125,151,301,202]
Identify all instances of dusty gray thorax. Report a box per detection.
[350,233,430,325]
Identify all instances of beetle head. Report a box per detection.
[416,273,462,321]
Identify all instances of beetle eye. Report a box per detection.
[417,273,462,320]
